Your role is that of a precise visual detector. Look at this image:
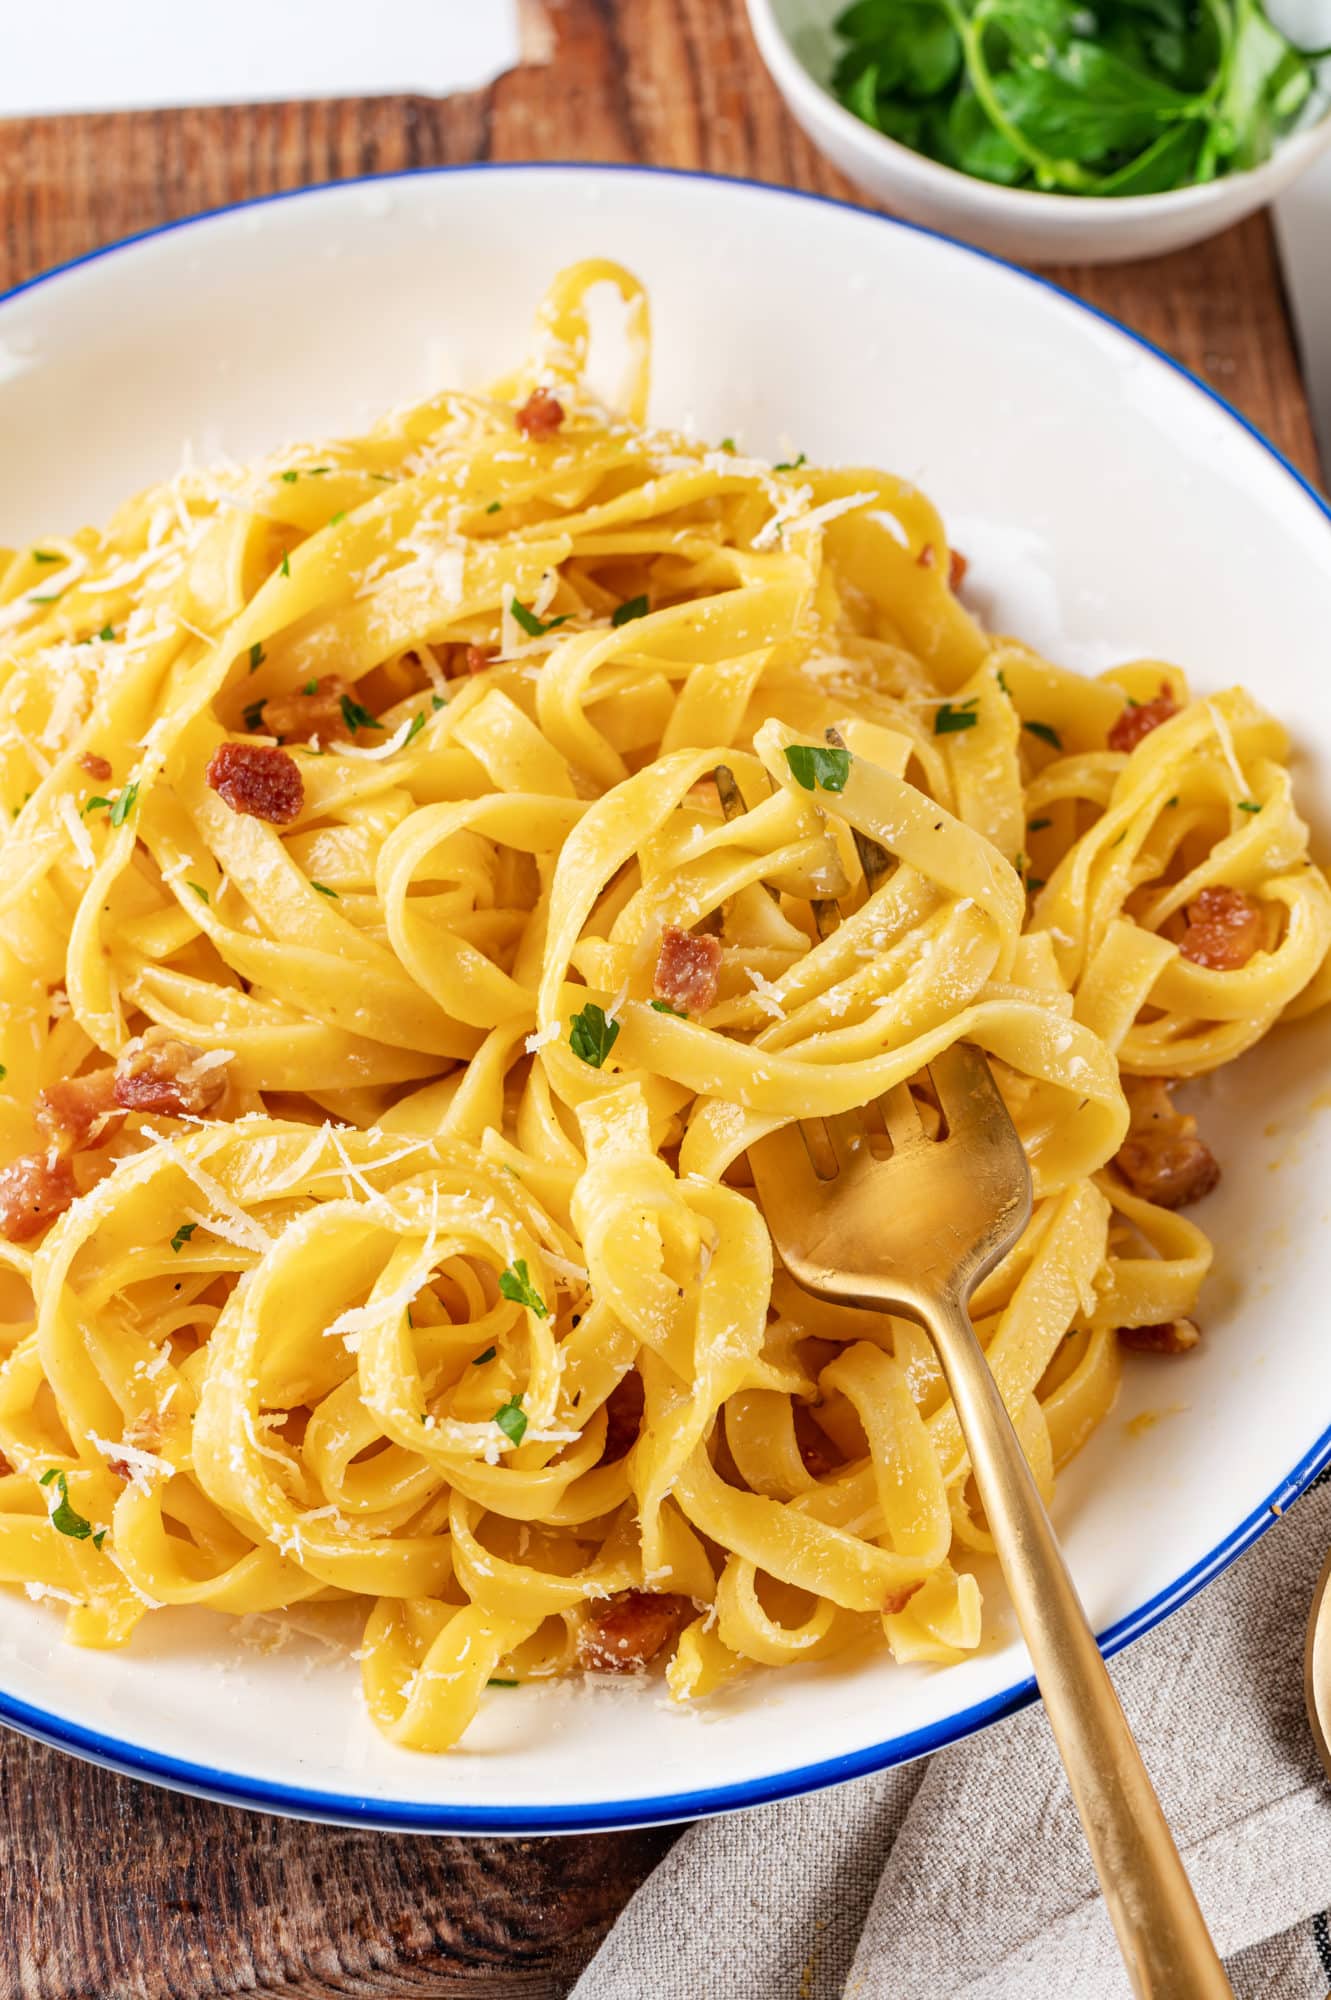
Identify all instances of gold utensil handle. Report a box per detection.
[927,1292,1234,2000]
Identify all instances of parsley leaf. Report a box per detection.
[96,624,115,643]
[486,500,502,514]
[242,700,266,732]
[650,998,687,1018]
[339,694,383,734]
[720,437,736,453]
[83,796,111,815]
[39,1468,102,1544]
[32,550,61,564]
[170,1222,197,1253]
[1237,800,1262,814]
[310,881,339,898]
[0,1065,7,1081]
[498,1259,549,1319]
[109,783,139,828]
[1024,720,1063,751]
[510,597,570,640]
[187,882,209,905]
[773,452,807,471]
[569,1002,620,1068]
[404,711,427,747]
[783,743,851,793]
[280,469,300,484]
[611,594,650,628]
[1026,816,1052,833]
[493,1395,528,1446]
[487,1676,520,1687]
[935,699,980,736]
[472,1346,497,1366]
[248,642,266,673]
[29,592,63,605]
[279,552,290,578]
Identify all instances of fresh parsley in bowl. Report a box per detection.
[831,0,1327,196]
[746,0,1331,260]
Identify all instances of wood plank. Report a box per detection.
[0,2,1319,1996]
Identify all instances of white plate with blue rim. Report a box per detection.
[2,163,1330,1832]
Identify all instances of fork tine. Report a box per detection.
[879,1082,923,1151]
[927,1041,1006,1135]
[823,1112,868,1176]
[825,727,892,895]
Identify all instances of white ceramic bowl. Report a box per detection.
[2,164,1331,1832]
[747,0,1331,264]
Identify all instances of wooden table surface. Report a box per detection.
[0,3,1322,1995]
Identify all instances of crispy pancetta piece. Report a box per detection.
[654,925,722,1016]
[577,1591,692,1674]
[206,742,304,824]
[1178,886,1263,971]
[1114,1078,1219,1210]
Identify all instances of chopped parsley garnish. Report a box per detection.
[170,1222,197,1253]
[431,694,446,712]
[248,642,266,673]
[1026,817,1052,833]
[30,592,63,605]
[720,438,736,453]
[404,711,427,747]
[370,472,395,484]
[498,1259,549,1318]
[339,694,383,734]
[650,998,687,1017]
[96,624,115,643]
[0,1065,7,1082]
[108,783,139,828]
[1166,795,1180,808]
[309,467,331,476]
[1024,720,1063,751]
[996,667,1010,696]
[39,1469,104,1547]
[310,881,339,898]
[302,679,318,695]
[280,469,300,484]
[773,452,807,471]
[329,511,347,526]
[510,598,570,640]
[242,700,266,732]
[472,1346,497,1366]
[611,594,650,628]
[1026,877,1046,892]
[493,1395,528,1446]
[935,699,980,736]
[279,552,290,578]
[783,743,851,792]
[187,882,209,905]
[32,550,60,564]
[1237,800,1262,814]
[83,796,111,815]
[487,1677,520,1687]
[486,500,502,514]
[568,1002,620,1068]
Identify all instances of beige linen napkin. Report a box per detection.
[573,1473,1331,2000]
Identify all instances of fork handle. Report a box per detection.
[924,1291,1234,2000]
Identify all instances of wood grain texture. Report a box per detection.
[0,3,1319,1996]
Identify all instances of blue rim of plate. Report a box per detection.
[1,160,1329,1834]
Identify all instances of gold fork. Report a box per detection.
[724,761,1233,1999]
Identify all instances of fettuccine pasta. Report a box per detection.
[0,260,1325,1750]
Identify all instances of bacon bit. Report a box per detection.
[1114,1078,1219,1210]
[259,674,355,745]
[1107,683,1178,754]
[1178,885,1263,971]
[883,1582,923,1617]
[577,1591,691,1674]
[113,1031,230,1118]
[515,387,565,441]
[0,1151,77,1242]
[79,752,113,782]
[0,1452,11,1477]
[917,543,968,592]
[36,1070,121,1151]
[601,1372,644,1463]
[654,925,723,1015]
[206,742,303,825]
[465,644,498,676]
[1120,1318,1201,1356]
